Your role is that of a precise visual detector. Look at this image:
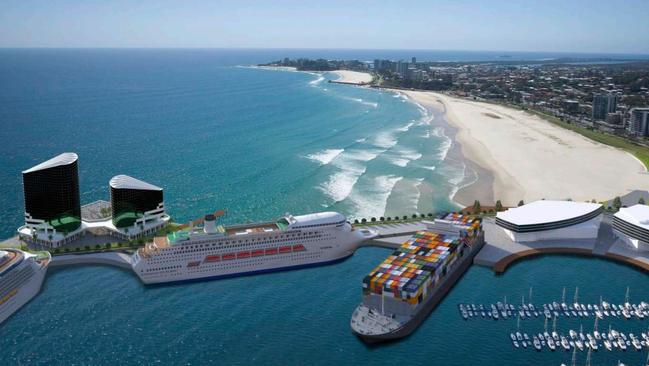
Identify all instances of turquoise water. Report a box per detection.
[0,49,462,236]
[1,49,649,365]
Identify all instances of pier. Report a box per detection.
[50,252,132,269]
[473,215,649,274]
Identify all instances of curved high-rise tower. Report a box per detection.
[22,152,81,233]
[109,175,164,228]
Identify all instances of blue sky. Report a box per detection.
[1,0,648,53]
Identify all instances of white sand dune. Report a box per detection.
[399,90,649,206]
[330,70,373,85]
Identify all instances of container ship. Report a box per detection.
[0,249,50,325]
[350,213,484,343]
[132,211,377,285]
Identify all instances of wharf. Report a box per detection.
[50,252,132,270]
[474,215,649,273]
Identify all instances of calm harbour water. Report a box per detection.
[1,49,648,365]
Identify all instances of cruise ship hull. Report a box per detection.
[132,214,376,285]
[144,251,354,286]
[351,232,485,343]
[0,252,49,326]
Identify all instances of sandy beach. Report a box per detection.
[330,70,373,85]
[399,90,649,206]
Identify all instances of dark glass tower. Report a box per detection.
[109,175,164,228]
[22,152,81,233]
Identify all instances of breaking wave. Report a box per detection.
[305,149,344,165]
[348,175,403,218]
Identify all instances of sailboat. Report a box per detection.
[593,317,600,340]
[570,346,577,366]
[544,317,550,340]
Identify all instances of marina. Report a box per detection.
[458,300,649,321]
[506,327,649,353]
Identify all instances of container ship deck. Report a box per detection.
[350,214,484,343]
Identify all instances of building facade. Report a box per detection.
[22,153,82,236]
[109,175,165,229]
[496,201,603,243]
[628,108,649,136]
[592,93,618,121]
[613,205,649,251]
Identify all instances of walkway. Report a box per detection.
[356,221,427,249]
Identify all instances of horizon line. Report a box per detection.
[0,46,648,56]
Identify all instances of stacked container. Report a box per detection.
[362,215,480,306]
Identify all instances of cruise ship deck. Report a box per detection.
[0,250,22,274]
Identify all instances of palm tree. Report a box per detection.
[613,196,622,211]
[495,200,503,211]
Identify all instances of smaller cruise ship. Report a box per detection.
[0,249,50,325]
[132,211,377,285]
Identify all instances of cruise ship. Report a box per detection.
[132,211,377,285]
[0,249,50,325]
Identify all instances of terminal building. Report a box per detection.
[18,153,169,248]
[613,204,649,251]
[496,200,603,243]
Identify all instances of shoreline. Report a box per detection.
[328,70,373,85]
[254,65,649,209]
[398,90,649,206]
[386,88,494,208]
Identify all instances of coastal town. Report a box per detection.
[261,58,649,146]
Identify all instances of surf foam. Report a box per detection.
[305,149,344,165]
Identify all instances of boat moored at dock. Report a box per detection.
[132,211,377,285]
[0,249,50,325]
[350,214,484,343]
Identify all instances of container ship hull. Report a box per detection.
[0,250,50,325]
[351,232,484,343]
[350,215,484,343]
[132,212,377,285]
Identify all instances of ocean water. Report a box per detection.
[0,49,466,237]
[1,49,649,365]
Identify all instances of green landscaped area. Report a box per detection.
[48,215,81,233]
[112,211,141,228]
[523,108,649,170]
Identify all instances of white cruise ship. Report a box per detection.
[0,249,50,325]
[132,211,377,285]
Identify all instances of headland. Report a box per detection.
[329,70,373,85]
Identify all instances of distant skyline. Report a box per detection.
[1,0,648,54]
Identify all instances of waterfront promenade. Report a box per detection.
[474,215,649,273]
